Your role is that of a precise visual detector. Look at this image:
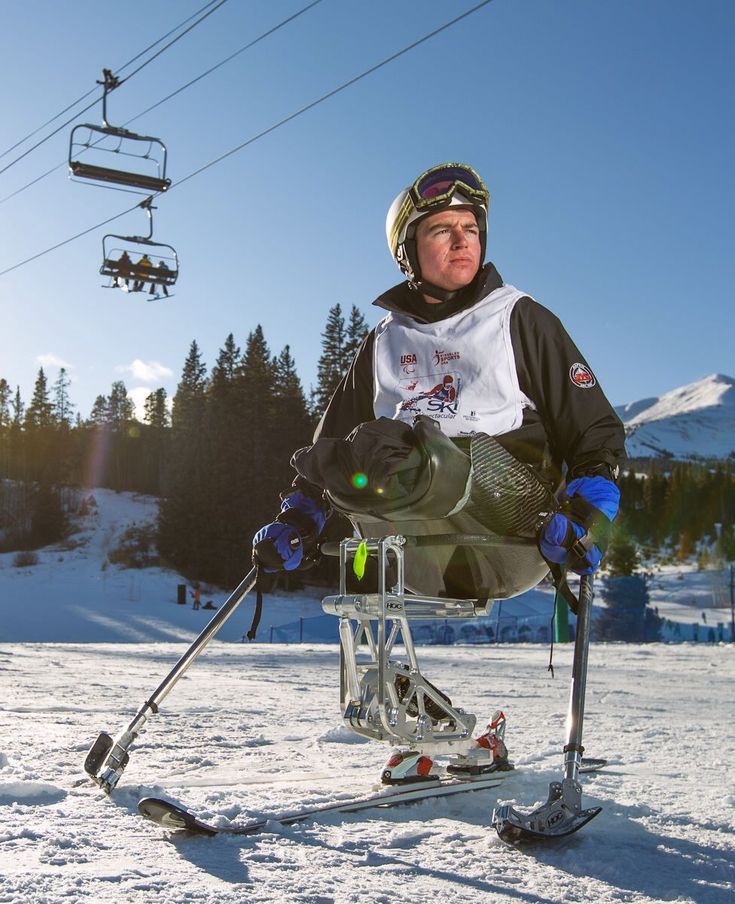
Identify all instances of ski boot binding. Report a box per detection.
[447,711,514,776]
[381,750,436,785]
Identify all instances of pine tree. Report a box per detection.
[52,368,74,427]
[143,388,170,429]
[158,341,210,576]
[595,574,660,642]
[273,344,313,453]
[343,304,369,369]
[172,341,207,426]
[108,381,135,430]
[605,525,639,576]
[25,368,54,430]
[313,303,346,418]
[201,333,245,581]
[140,388,170,495]
[7,387,25,481]
[88,395,110,425]
[0,379,10,429]
[0,378,10,478]
[11,387,24,426]
[24,369,55,482]
[210,333,241,389]
[226,326,279,580]
[47,368,76,485]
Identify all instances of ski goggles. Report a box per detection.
[409,163,489,210]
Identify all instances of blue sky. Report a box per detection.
[0,0,732,421]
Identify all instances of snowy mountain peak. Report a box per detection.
[625,374,735,425]
[617,373,735,460]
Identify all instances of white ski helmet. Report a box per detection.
[385,162,489,285]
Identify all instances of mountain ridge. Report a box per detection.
[616,373,735,460]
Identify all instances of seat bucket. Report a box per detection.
[295,417,558,600]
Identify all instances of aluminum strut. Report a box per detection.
[85,568,257,793]
[492,573,601,841]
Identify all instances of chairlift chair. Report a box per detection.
[100,198,178,300]
[69,69,171,193]
[100,236,178,299]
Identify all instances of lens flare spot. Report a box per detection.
[351,472,368,490]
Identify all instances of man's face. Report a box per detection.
[415,207,482,298]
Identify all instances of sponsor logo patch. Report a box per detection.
[400,353,417,374]
[433,349,461,367]
[569,363,596,389]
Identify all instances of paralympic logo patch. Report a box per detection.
[569,363,596,389]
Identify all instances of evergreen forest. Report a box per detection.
[1,300,734,588]
[0,304,368,585]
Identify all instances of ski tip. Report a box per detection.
[138,797,218,836]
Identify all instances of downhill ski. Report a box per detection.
[139,771,511,836]
[138,758,607,837]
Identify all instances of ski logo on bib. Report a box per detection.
[397,372,461,418]
[569,363,596,389]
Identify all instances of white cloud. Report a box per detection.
[37,353,71,370]
[117,359,173,383]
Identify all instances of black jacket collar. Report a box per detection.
[372,262,504,324]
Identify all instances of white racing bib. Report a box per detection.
[372,284,535,437]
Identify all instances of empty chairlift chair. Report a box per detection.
[68,69,171,193]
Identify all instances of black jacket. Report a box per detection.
[314,263,625,487]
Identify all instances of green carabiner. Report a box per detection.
[353,540,368,581]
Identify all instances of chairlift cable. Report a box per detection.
[0,163,61,206]
[116,0,224,77]
[0,0,495,280]
[0,98,102,179]
[0,0,230,177]
[117,0,231,87]
[0,0,322,206]
[0,204,144,278]
[175,0,494,188]
[0,88,98,163]
[0,0,222,162]
[126,0,323,127]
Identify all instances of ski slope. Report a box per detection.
[0,489,733,901]
[0,640,733,903]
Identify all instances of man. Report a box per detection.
[253,163,625,583]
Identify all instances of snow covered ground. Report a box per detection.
[0,641,733,903]
[0,489,734,902]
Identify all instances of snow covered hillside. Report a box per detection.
[1,487,730,646]
[0,641,732,903]
[617,373,735,460]
[0,488,326,644]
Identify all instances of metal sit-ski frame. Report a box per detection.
[83,526,600,839]
[323,533,602,839]
[323,536,485,761]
